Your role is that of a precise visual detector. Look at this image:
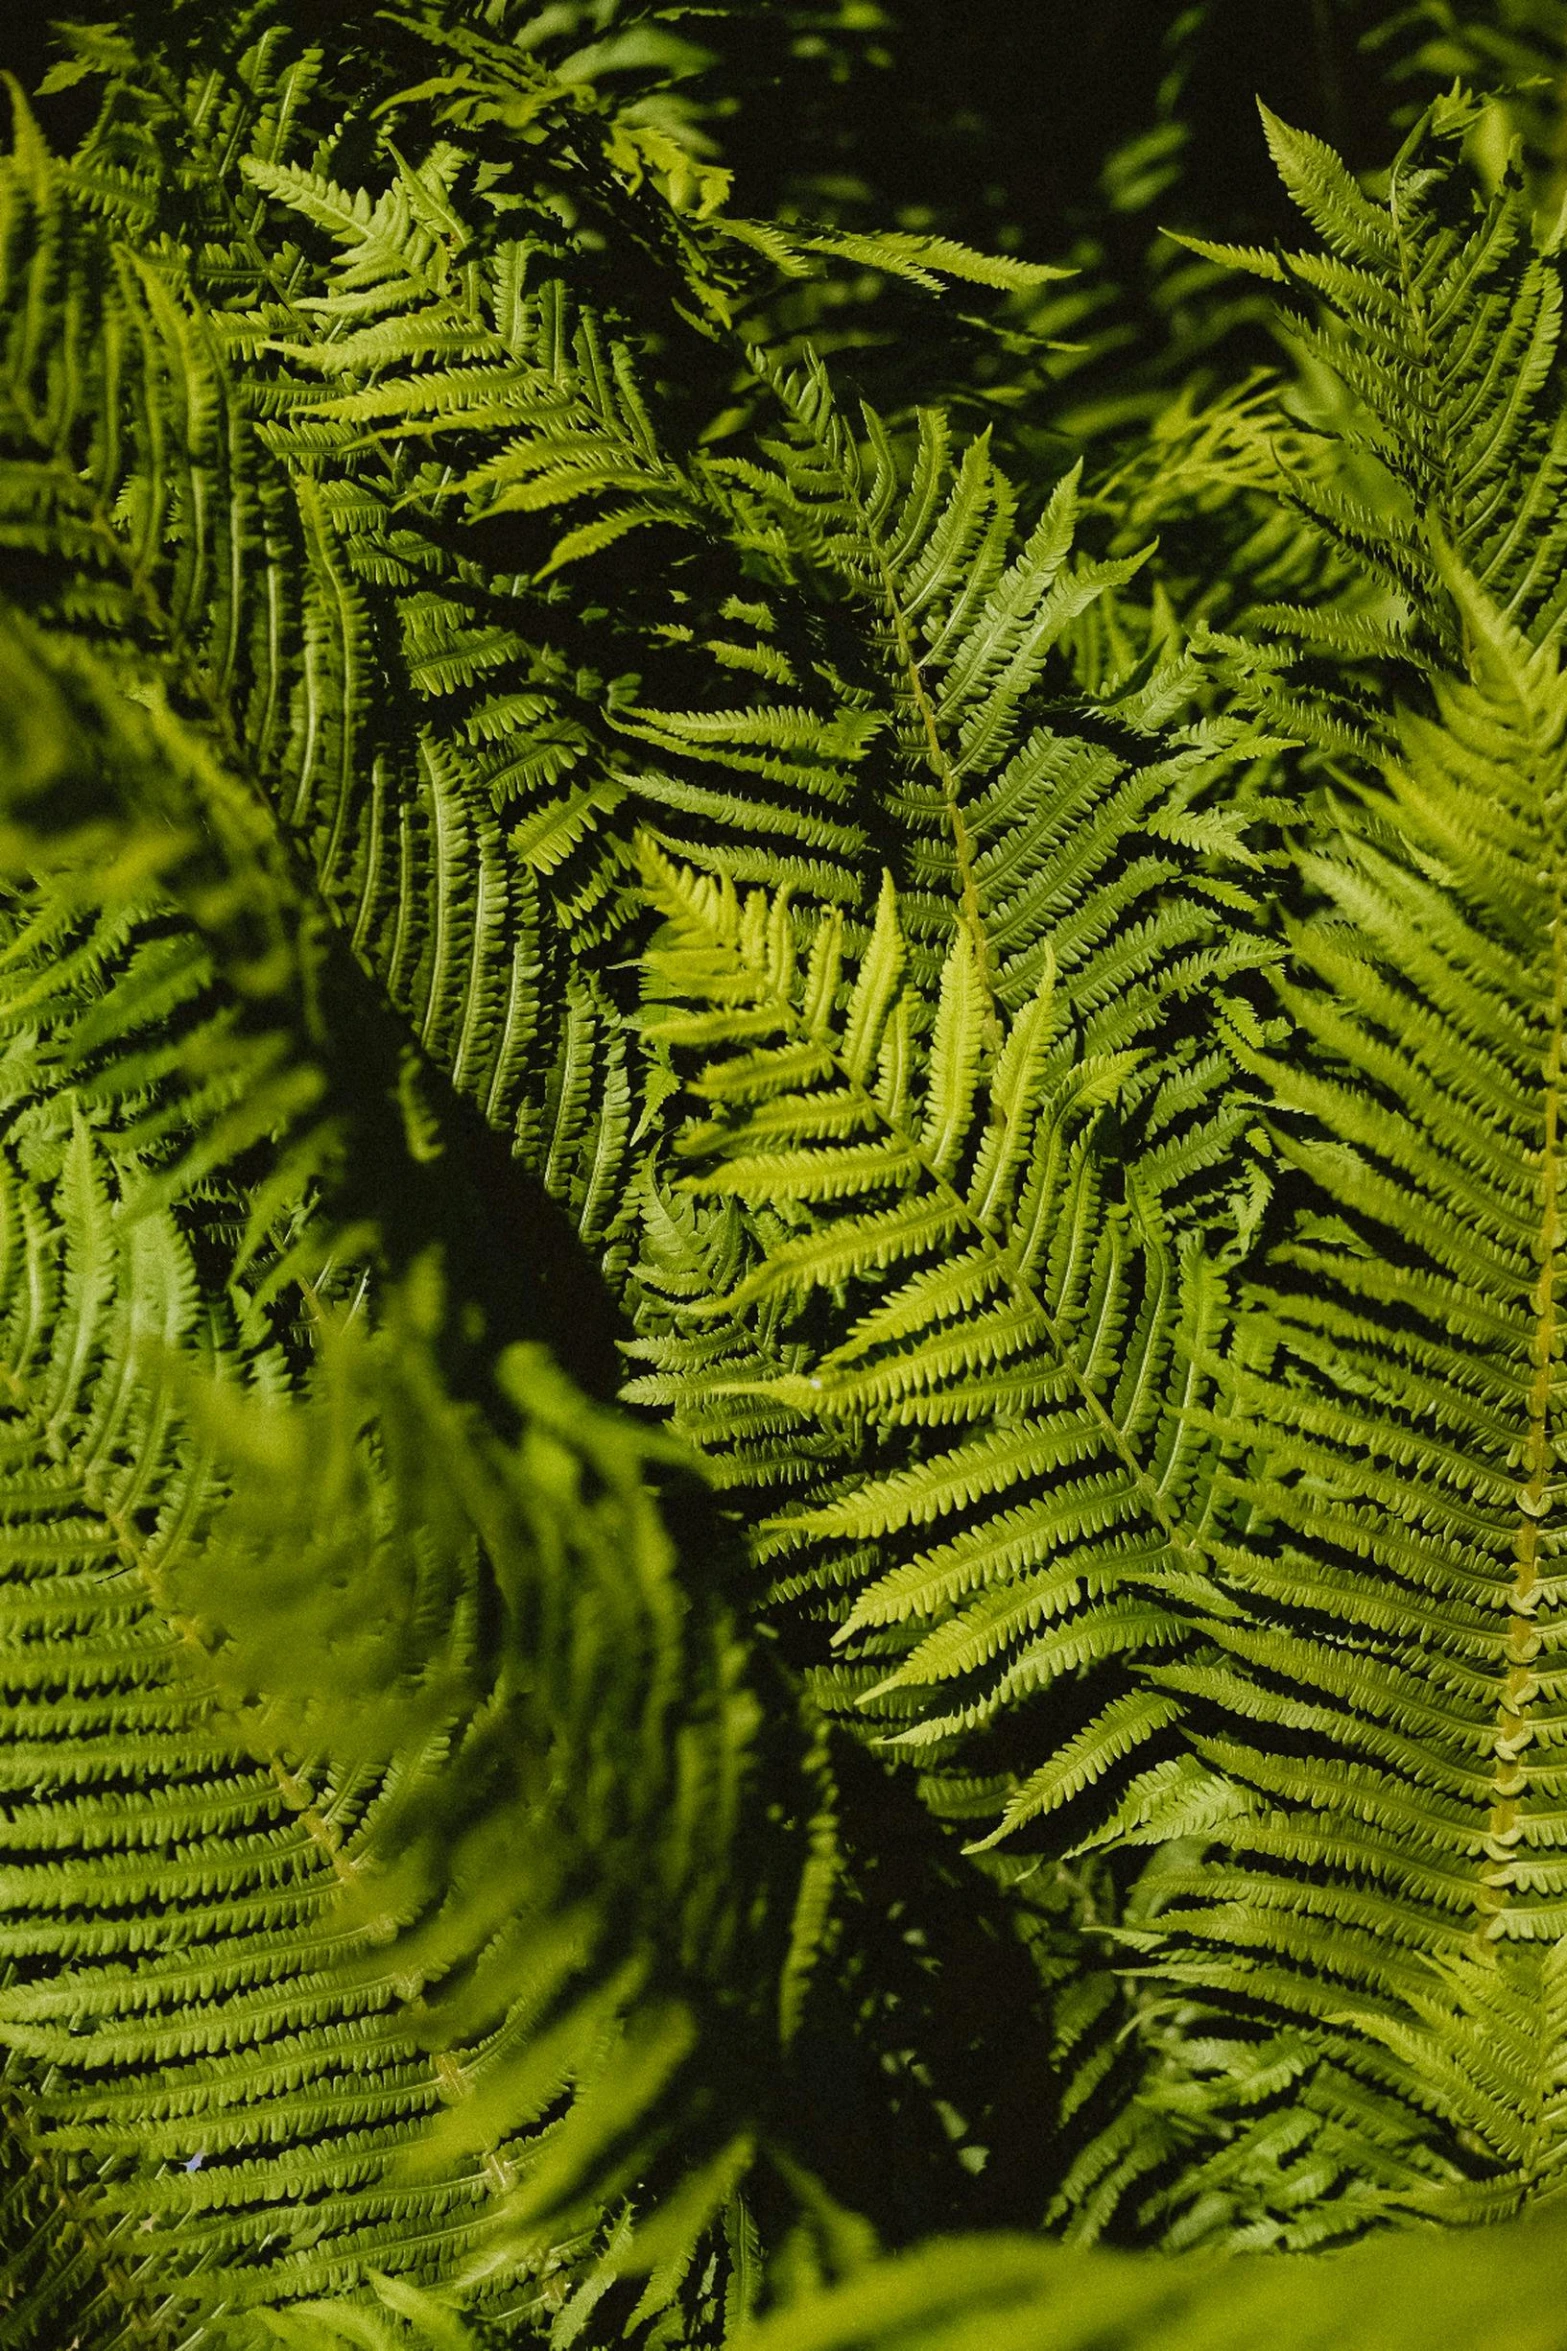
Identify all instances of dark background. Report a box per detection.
[0,1,1454,471]
[0,3,1432,244]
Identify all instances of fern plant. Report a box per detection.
[0,593,882,2348]
[1106,561,1567,2232]
[1043,86,1567,2252]
[10,1,1567,2343]
[625,844,1228,1824]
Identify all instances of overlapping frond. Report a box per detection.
[271,2186,1567,2351]
[708,353,1288,1192]
[0,594,856,2348]
[0,888,494,2339]
[245,101,1276,1033]
[240,144,1000,944]
[0,1150,542,2343]
[5,14,1276,1314]
[0,84,649,1275]
[0,1113,780,2345]
[169,1276,783,2338]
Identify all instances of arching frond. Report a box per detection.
[0,594,851,2346]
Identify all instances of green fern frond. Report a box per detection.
[702,350,1285,1198]
[713,2189,1567,2351]
[282,2185,1567,2349]
[714,219,1071,298]
[0,950,494,2338]
[1128,560,1567,2225]
[1165,95,1567,756]
[0,581,856,2346]
[176,1275,773,2291]
[629,845,1235,1843]
[0,87,644,1288]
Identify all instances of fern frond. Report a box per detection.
[0,902,504,2337]
[631,846,1231,1841]
[715,218,1071,297]
[1169,95,1567,749]
[0,587,858,2345]
[703,350,1285,1216]
[1132,562,1567,2224]
[708,2190,1567,2351]
[0,90,644,1301]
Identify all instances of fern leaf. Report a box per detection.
[1257,104,1401,265]
[633,844,1226,1839]
[1134,565,1567,2224]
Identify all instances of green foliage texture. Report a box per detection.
[4,1,1567,2345]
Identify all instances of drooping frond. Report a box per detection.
[0,1120,782,2343]
[167,1277,787,2332]
[0,85,602,1223]
[0,57,705,1279]
[0,970,495,2340]
[0,591,854,2346]
[0,1230,451,2336]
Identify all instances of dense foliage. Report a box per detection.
[4,2,1567,2344]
